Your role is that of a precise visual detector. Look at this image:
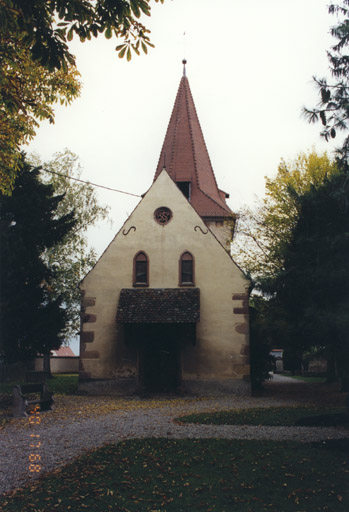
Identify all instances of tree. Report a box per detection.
[33,149,110,338]
[231,150,338,280]
[303,1,349,160]
[249,295,276,392]
[0,0,165,71]
[0,156,77,364]
[0,33,81,194]
[0,0,164,194]
[268,168,349,390]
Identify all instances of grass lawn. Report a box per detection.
[0,373,79,395]
[290,376,327,384]
[45,373,79,395]
[2,438,349,511]
[0,374,79,424]
[178,406,349,427]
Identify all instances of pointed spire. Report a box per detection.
[182,58,187,77]
[154,65,232,220]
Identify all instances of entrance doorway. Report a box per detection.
[139,324,180,393]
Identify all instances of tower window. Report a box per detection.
[179,251,194,285]
[176,182,191,200]
[133,251,149,286]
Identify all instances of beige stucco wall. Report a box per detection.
[79,170,249,392]
[35,357,79,373]
[205,220,232,251]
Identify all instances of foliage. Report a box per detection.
[2,438,349,511]
[282,346,303,374]
[0,0,165,71]
[267,167,349,390]
[231,150,338,281]
[178,406,347,426]
[0,156,77,362]
[303,1,349,159]
[249,296,275,392]
[232,151,346,386]
[0,32,81,194]
[0,0,165,194]
[45,373,79,394]
[0,373,78,396]
[33,149,110,338]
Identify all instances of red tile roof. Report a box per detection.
[51,346,76,357]
[154,74,232,220]
[116,288,200,323]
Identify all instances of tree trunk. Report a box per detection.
[336,334,349,392]
[341,377,349,393]
[43,353,53,379]
[326,346,338,383]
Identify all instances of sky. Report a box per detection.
[26,0,340,353]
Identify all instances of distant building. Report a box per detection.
[270,349,284,360]
[79,63,250,395]
[270,349,284,373]
[51,347,75,357]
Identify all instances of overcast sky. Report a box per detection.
[28,0,339,258]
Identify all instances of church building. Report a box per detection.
[79,63,250,395]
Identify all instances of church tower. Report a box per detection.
[78,63,250,396]
[154,60,234,248]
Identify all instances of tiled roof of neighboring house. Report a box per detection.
[154,73,233,220]
[116,288,200,323]
[51,346,76,357]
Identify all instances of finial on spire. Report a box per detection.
[182,59,187,77]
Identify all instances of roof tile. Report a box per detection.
[154,76,232,219]
[116,288,200,323]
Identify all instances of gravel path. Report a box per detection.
[1,377,348,496]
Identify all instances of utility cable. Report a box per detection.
[42,168,142,198]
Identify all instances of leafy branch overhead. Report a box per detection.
[0,1,164,194]
[0,35,81,194]
[1,0,165,71]
[303,1,349,158]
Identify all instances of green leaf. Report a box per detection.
[118,46,127,59]
[321,88,328,103]
[91,24,98,37]
[126,47,132,61]
[132,44,140,56]
[141,40,148,54]
[105,26,112,39]
[67,27,74,42]
[130,0,141,18]
[139,0,151,15]
[66,53,76,66]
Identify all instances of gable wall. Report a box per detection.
[79,172,249,393]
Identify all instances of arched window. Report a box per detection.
[133,251,149,286]
[179,251,194,285]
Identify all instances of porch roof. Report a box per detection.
[116,288,200,323]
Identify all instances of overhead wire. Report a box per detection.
[42,168,142,198]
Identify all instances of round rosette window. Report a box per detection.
[154,206,173,225]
